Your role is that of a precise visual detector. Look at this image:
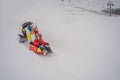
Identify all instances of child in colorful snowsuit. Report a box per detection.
[21,22,39,43]
[33,34,52,53]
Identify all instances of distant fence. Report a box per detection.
[102,8,120,15]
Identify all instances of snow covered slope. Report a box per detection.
[62,0,120,14]
[0,0,120,80]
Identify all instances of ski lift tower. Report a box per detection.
[107,1,114,16]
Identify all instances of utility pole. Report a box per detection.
[107,1,114,16]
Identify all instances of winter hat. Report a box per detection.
[22,22,33,28]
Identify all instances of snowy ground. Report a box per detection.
[0,0,120,80]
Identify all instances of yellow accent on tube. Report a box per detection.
[37,48,42,53]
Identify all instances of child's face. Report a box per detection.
[38,36,41,39]
[30,24,35,31]
[35,35,41,40]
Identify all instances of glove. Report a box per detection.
[39,42,42,45]
[29,41,33,45]
[46,43,49,45]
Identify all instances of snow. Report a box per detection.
[0,0,120,80]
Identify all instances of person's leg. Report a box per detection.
[39,45,45,51]
[23,33,27,38]
[44,45,52,53]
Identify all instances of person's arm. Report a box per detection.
[40,38,49,46]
